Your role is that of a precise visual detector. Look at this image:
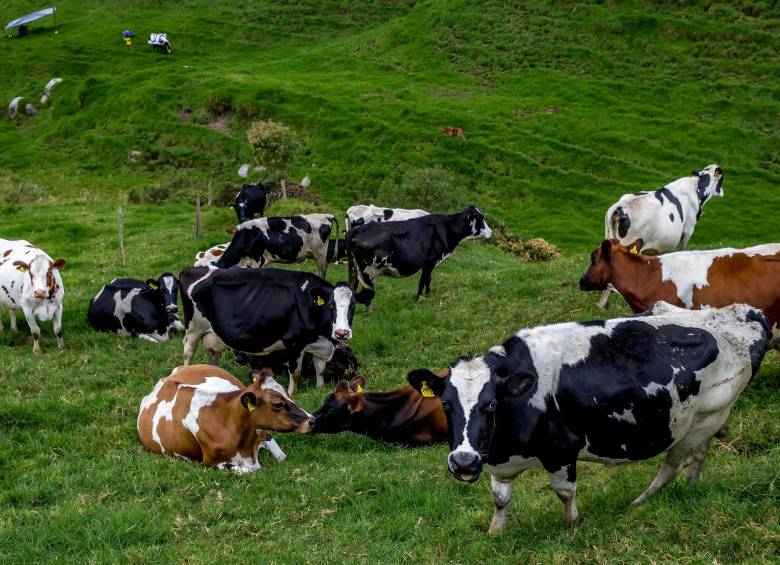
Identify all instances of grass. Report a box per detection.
[0,0,778,562]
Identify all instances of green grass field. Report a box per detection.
[1,1,778,562]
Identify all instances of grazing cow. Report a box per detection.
[194,243,263,268]
[347,206,492,310]
[216,214,337,278]
[598,164,724,308]
[580,240,780,348]
[234,183,268,224]
[0,239,65,353]
[87,273,183,342]
[327,238,348,264]
[137,365,311,472]
[408,302,770,531]
[237,342,358,386]
[345,204,429,230]
[309,375,447,447]
[180,266,356,395]
[442,127,466,139]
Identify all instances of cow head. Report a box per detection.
[147,273,179,313]
[308,376,366,434]
[13,256,66,300]
[241,368,313,433]
[234,183,266,223]
[463,206,492,240]
[312,283,355,341]
[692,164,724,203]
[579,239,643,291]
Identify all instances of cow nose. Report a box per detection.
[33,290,47,298]
[166,305,179,313]
[333,329,351,341]
[448,451,483,482]
[579,277,588,290]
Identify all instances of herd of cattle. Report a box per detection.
[2,163,779,531]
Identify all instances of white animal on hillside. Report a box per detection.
[345,204,429,230]
[0,239,66,353]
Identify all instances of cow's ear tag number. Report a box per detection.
[315,296,325,306]
[420,382,435,398]
[355,384,364,393]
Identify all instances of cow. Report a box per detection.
[137,365,311,472]
[87,273,183,342]
[347,206,492,310]
[327,238,348,264]
[216,214,337,278]
[237,342,358,386]
[0,239,65,353]
[309,375,447,447]
[345,204,429,230]
[442,127,466,139]
[598,164,724,308]
[194,243,262,268]
[180,266,356,396]
[407,302,771,532]
[234,183,268,224]
[580,239,780,349]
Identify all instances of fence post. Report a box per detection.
[195,194,202,238]
[281,179,288,200]
[207,182,213,206]
[118,207,126,266]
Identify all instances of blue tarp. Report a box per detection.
[5,7,56,31]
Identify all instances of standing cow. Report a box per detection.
[0,239,66,353]
[345,204,429,230]
[87,273,182,342]
[408,303,770,531]
[180,266,356,395]
[347,206,492,310]
[234,183,268,224]
[216,214,337,278]
[598,164,724,308]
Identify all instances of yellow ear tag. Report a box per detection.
[17,266,26,272]
[252,375,258,383]
[247,403,255,413]
[315,296,325,306]
[355,384,364,393]
[629,245,639,255]
[149,283,159,290]
[420,382,435,398]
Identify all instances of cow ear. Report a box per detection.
[226,227,237,235]
[13,261,29,272]
[407,369,445,398]
[600,240,612,263]
[347,392,365,413]
[250,367,273,384]
[349,376,365,393]
[691,170,699,176]
[241,391,258,413]
[497,370,536,397]
[52,259,66,270]
[310,288,329,307]
[146,278,159,290]
[334,381,350,394]
[628,239,644,255]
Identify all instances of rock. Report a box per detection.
[40,78,63,105]
[300,174,311,188]
[254,165,266,172]
[8,97,23,120]
[238,163,250,178]
[25,104,38,116]
[128,150,142,162]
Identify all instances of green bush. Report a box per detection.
[246,119,300,169]
[376,166,462,212]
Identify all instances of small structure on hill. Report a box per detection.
[4,7,57,37]
[40,77,63,104]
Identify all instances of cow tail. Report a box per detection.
[346,230,357,290]
[332,214,339,244]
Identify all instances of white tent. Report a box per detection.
[5,7,56,31]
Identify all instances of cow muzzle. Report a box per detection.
[33,289,47,299]
[296,417,315,434]
[333,329,351,341]
[448,450,483,483]
[166,305,179,313]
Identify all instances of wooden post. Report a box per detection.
[207,182,213,206]
[118,207,126,266]
[281,179,288,200]
[195,194,202,238]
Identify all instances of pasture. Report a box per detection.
[1,0,778,562]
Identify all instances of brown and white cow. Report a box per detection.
[0,239,66,353]
[309,375,448,447]
[580,239,780,348]
[137,365,312,473]
[194,243,263,268]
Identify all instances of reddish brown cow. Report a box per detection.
[580,239,780,348]
[308,376,448,446]
[137,365,312,472]
[442,127,466,139]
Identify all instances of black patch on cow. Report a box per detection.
[579,319,606,327]
[318,221,331,242]
[613,206,630,238]
[745,309,770,375]
[383,209,393,220]
[654,188,684,222]
[632,191,648,196]
[234,183,267,223]
[696,173,711,203]
[291,216,312,233]
[669,213,675,223]
[267,217,288,231]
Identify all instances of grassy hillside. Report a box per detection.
[0,1,778,562]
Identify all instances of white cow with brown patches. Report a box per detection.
[194,243,263,268]
[137,365,312,472]
[0,239,66,353]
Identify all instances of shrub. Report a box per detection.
[246,119,300,169]
[491,221,560,262]
[377,166,462,212]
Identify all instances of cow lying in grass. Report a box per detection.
[408,302,770,531]
[137,365,311,473]
[309,375,447,447]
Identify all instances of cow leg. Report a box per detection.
[202,332,225,365]
[53,303,64,350]
[596,289,611,309]
[183,328,203,365]
[315,249,328,279]
[684,438,712,483]
[632,449,687,506]
[0,307,4,332]
[22,306,42,354]
[489,474,516,533]
[549,464,581,525]
[259,437,287,462]
[9,309,17,331]
[417,264,434,302]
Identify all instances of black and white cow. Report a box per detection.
[234,183,268,224]
[180,266,356,395]
[347,206,491,310]
[216,214,337,278]
[598,164,724,308]
[408,302,770,532]
[87,274,183,342]
[346,204,429,229]
[327,239,347,264]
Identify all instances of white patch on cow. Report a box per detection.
[151,391,179,454]
[300,280,309,291]
[331,286,353,339]
[659,244,780,308]
[519,323,613,411]
[260,437,287,462]
[608,408,637,425]
[174,452,191,461]
[449,357,492,455]
[113,288,141,332]
[229,451,261,473]
[489,345,506,356]
[137,377,166,432]
[620,444,627,451]
[180,376,241,438]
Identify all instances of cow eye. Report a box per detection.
[271,401,286,410]
[486,399,497,413]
